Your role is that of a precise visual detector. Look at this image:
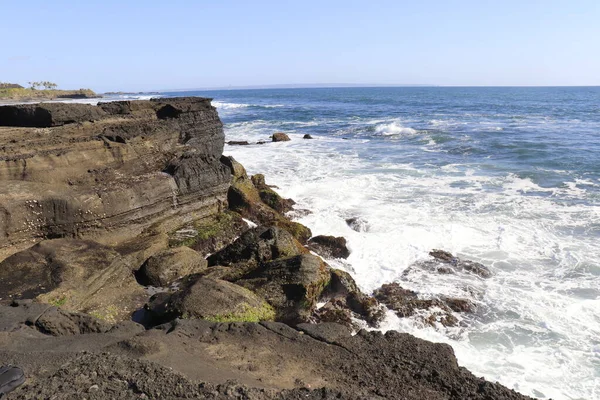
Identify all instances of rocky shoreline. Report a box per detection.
[0,98,533,399]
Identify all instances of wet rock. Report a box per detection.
[308,235,350,259]
[137,247,208,287]
[0,239,145,323]
[316,269,385,327]
[272,132,291,142]
[345,216,369,232]
[410,250,492,278]
[227,140,250,145]
[251,174,296,213]
[153,277,275,323]
[373,282,473,327]
[303,134,313,139]
[223,156,312,243]
[236,254,330,324]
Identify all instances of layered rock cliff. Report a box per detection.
[0,98,532,399]
[0,98,230,260]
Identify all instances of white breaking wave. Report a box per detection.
[374,121,418,136]
[224,132,600,400]
[212,101,250,109]
[213,101,284,110]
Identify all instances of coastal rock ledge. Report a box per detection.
[0,97,230,260]
[0,98,533,399]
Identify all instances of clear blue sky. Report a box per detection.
[1,0,599,92]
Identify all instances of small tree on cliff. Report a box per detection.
[42,81,58,90]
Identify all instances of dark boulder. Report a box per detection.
[151,277,275,323]
[236,254,330,324]
[373,282,474,327]
[406,250,492,278]
[0,301,109,336]
[272,132,291,142]
[251,174,295,213]
[314,269,385,328]
[303,134,313,139]
[207,226,307,270]
[136,247,207,287]
[345,216,369,232]
[307,235,350,259]
[227,140,250,145]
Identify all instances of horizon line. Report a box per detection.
[111,83,600,93]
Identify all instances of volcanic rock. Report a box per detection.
[227,140,250,145]
[373,282,474,327]
[406,250,492,278]
[272,132,291,142]
[0,239,144,322]
[137,246,208,287]
[152,277,275,323]
[236,253,330,324]
[223,156,311,243]
[307,235,350,259]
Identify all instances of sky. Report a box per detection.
[1,0,599,92]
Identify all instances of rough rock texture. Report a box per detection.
[0,303,532,400]
[236,254,330,324]
[137,246,207,287]
[251,174,295,213]
[374,282,475,327]
[168,211,248,257]
[314,268,385,328]
[272,132,290,142]
[0,97,231,261]
[405,249,492,278]
[307,235,350,259]
[151,277,275,323]
[0,239,145,322]
[207,226,307,270]
[223,156,311,243]
[0,300,109,336]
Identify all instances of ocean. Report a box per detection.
[131,87,600,399]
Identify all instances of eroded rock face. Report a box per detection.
[137,246,207,287]
[223,156,311,243]
[307,235,350,259]
[0,97,231,261]
[0,239,145,322]
[373,282,475,327]
[207,226,308,270]
[314,269,385,328]
[236,254,330,324]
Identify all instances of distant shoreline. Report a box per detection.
[0,88,100,103]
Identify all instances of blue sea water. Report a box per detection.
[151,87,598,399]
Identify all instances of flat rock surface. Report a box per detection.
[0,303,532,400]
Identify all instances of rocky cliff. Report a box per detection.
[0,98,230,260]
[0,98,532,399]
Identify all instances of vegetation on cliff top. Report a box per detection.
[0,81,98,100]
